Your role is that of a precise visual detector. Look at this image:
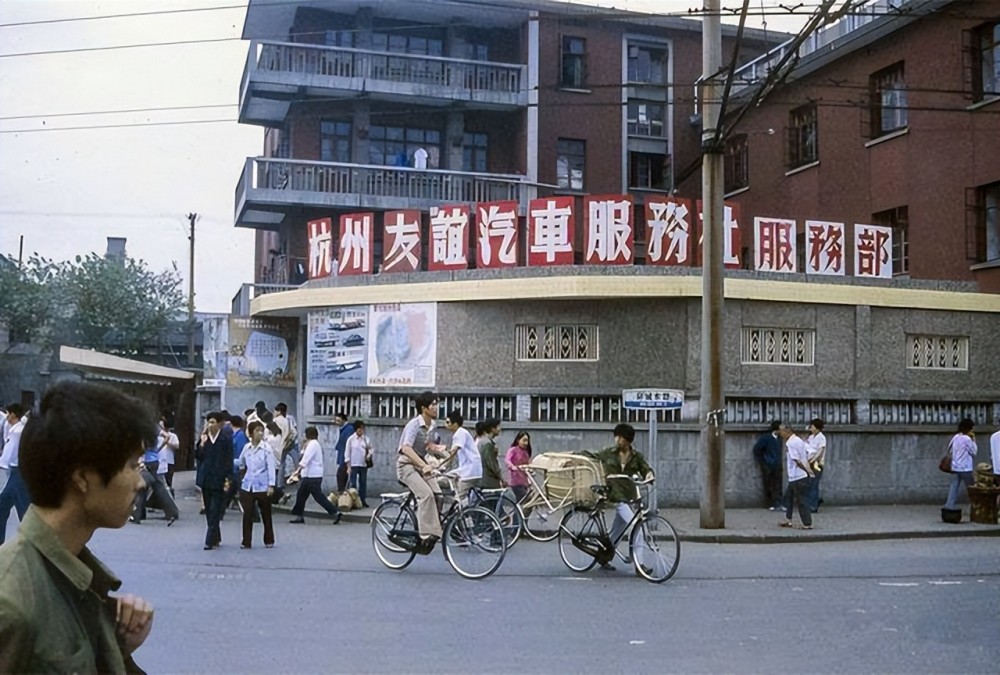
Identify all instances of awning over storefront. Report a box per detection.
[58,346,196,385]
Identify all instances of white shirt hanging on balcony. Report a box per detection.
[413,147,428,170]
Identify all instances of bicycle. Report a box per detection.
[557,474,680,583]
[515,460,601,542]
[469,486,523,548]
[371,472,508,580]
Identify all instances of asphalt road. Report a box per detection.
[81,495,999,674]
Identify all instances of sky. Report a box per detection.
[0,0,817,313]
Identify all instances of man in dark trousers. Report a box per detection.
[195,411,234,550]
[334,412,354,493]
[752,420,784,511]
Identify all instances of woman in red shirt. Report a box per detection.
[505,431,533,503]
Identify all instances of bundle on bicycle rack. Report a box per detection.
[528,453,605,507]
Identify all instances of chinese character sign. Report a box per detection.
[585,195,633,265]
[428,205,470,271]
[753,217,797,273]
[338,213,373,275]
[695,201,743,269]
[307,218,334,279]
[805,220,845,276]
[854,223,893,278]
[645,196,691,266]
[528,196,575,266]
[383,210,422,273]
[476,201,518,268]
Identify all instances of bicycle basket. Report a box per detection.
[529,453,605,506]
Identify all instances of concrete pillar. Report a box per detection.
[445,110,465,171]
[354,7,374,49]
[352,101,370,165]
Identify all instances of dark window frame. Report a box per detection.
[627,44,667,84]
[869,62,908,138]
[462,132,488,173]
[626,101,666,137]
[970,181,1000,263]
[556,138,586,191]
[971,21,1000,102]
[787,103,818,168]
[628,152,670,191]
[724,133,749,194]
[873,205,909,275]
[560,36,587,89]
[368,124,442,168]
[319,120,351,163]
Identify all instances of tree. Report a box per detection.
[0,252,185,358]
[62,254,186,356]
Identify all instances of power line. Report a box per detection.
[0,103,236,122]
[0,119,237,134]
[0,3,248,28]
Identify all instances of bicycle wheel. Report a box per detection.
[522,503,568,542]
[557,508,600,572]
[371,500,417,570]
[630,514,680,583]
[478,493,523,548]
[442,506,507,580]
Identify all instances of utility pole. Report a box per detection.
[700,0,726,528]
[186,213,198,368]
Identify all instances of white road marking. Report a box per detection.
[878,582,920,587]
[927,580,962,585]
[629,641,646,645]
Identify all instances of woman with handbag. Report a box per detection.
[944,418,978,515]
[238,421,277,549]
[346,421,372,508]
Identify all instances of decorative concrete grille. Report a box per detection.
[370,393,517,422]
[870,401,989,425]
[314,393,363,418]
[516,324,598,361]
[531,395,680,424]
[726,398,854,425]
[905,334,969,370]
[741,328,815,365]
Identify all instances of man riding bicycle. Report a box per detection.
[584,423,654,571]
[396,391,449,550]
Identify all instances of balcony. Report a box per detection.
[239,40,527,125]
[234,157,536,229]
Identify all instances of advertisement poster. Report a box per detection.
[227,317,298,387]
[306,307,370,386]
[202,316,229,383]
[366,303,437,388]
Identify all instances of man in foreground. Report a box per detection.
[0,381,156,672]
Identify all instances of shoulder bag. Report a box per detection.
[938,441,954,474]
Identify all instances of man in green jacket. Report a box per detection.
[585,423,654,571]
[478,417,504,490]
[0,381,157,673]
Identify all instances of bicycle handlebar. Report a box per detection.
[606,473,655,485]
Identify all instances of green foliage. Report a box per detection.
[0,252,185,356]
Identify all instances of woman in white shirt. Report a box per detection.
[345,421,373,508]
[944,418,978,513]
[288,426,342,524]
[238,421,277,548]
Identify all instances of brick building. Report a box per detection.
[232,0,1000,507]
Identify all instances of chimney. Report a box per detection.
[105,237,126,260]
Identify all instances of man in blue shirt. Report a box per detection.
[226,416,250,511]
[334,412,354,493]
[752,420,784,511]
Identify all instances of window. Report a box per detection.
[906,335,969,370]
[320,120,351,163]
[372,32,443,56]
[560,36,587,88]
[741,328,815,366]
[629,152,670,190]
[324,30,353,47]
[627,45,667,84]
[462,132,488,173]
[724,134,748,193]
[869,62,908,137]
[368,125,441,168]
[969,181,1000,262]
[627,101,666,137]
[873,206,908,274]
[516,324,598,361]
[787,103,818,168]
[556,138,585,190]
[972,21,1000,101]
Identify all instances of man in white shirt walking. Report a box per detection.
[778,424,815,530]
[441,410,482,501]
[805,418,827,513]
[0,403,31,545]
[288,426,341,524]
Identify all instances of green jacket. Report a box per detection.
[584,446,653,503]
[478,436,503,489]
[0,508,143,674]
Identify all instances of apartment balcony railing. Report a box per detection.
[235,157,536,228]
[239,40,527,125]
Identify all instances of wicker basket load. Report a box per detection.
[528,452,605,506]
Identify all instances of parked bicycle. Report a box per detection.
[557,474,680,583]
[371,472,507,580]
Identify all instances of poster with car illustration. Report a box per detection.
[367,303,436,387]
[226,317,298,387]
[307,307,369,385]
